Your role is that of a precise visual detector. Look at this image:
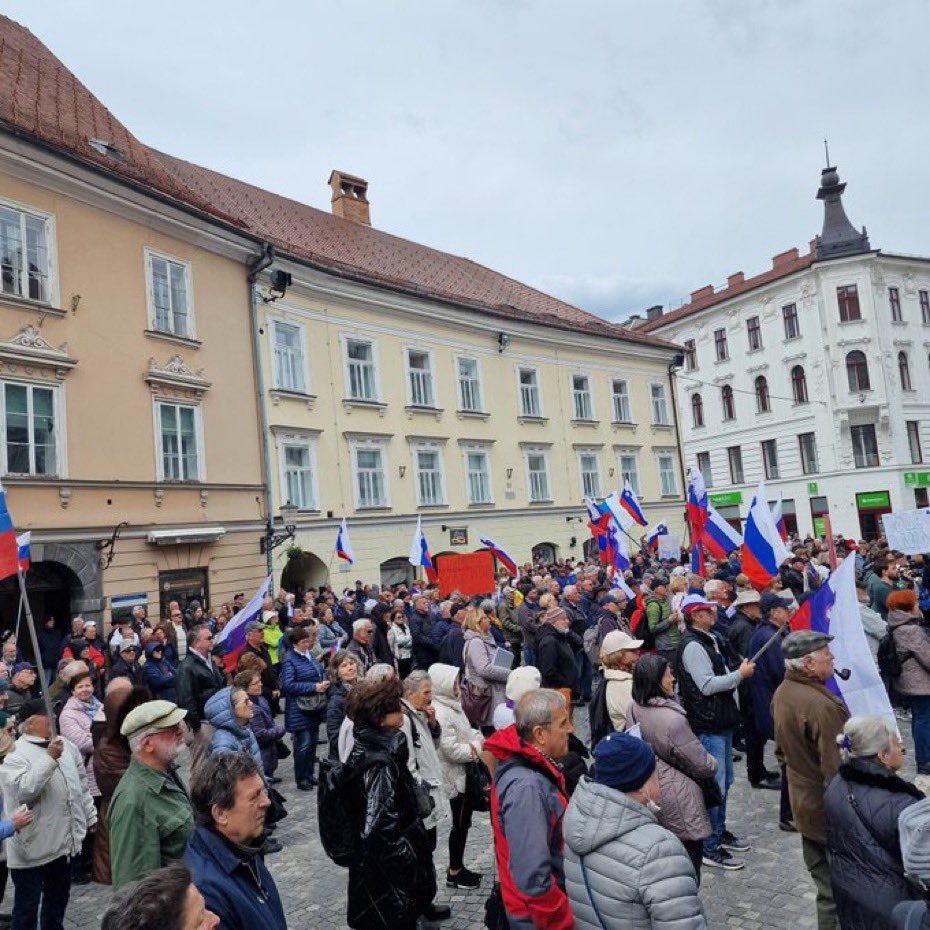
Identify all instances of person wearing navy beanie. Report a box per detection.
[562,731,708,929]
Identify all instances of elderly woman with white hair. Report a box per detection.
[824,715,924,930]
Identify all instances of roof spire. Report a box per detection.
[813,162,870,261]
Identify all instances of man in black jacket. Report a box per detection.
[241,622,279,710]
[176,624,225,733]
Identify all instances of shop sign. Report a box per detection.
[807,482,819,495]
[813,516,826,537]
[855,491,891,510]
[904,472,930,487]
[708,491,742,507]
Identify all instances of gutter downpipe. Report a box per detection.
[667,357,690,546]
[247,243,276,577]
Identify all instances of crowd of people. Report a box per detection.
[0,532,926,929]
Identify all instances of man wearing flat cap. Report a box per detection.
[772,630,849,930]
[107,700,194,888]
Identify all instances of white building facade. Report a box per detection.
[642,166,930,541]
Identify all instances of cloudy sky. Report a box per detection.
[7,1,929,321]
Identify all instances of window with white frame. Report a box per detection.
[406,350,435,407]
[657,452,677,496]
[572,375,594,421]
[345,338,377,401]
[280,438,317,509]
[352,441,388,507]
[0,203,52,304]
[618,452,640,495]
[696,450,713,487]
[271,321,306,392]
[413,446,445,506]
[157,402,200,481]
[518,368,542,417]
[578,452,601,498]
[2,381,58,475]
[525,449,551,501]
[612,379,632,423]
[457,357,483,412]
[650,384,669,425]
[464,449,492,504]
[147,252,192,337]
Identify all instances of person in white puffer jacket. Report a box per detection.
[428,663,484,890]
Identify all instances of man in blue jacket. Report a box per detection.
[186,752,286,930]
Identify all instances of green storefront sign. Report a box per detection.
[855,491,891,510]
[708,491,743,507]
[807,482,819,495]
[813,516,826,537]
[904,471,930,487]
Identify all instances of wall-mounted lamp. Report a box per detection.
[506,467,514,480]
[498,332,510,353]
[399,465,406,478]
[440,525,449,532]
[569,536,577,548]
[262,269,292,304]
[565,516,574,523]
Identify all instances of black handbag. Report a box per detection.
[265,786,288,825]
[697,775,723,810]
[484,882,508,930]
[464,758,492,813]
[275,738,291,760]
[296,693,327,713]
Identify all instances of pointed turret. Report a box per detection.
[814,165,870,260]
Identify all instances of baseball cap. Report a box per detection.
[602,630,644,654]
[680,594,716,614]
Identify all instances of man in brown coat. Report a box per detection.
[772,630,849,930]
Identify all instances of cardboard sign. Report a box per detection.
[881,508,930,555]
[657,534,681,561]
[436,550,495,597]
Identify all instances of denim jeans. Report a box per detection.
[698,730,734,853]
[911,694,930,771]
[575,652,593,702]
[11,855,71,930]
[293,719,320,783]
[522,646,535,667]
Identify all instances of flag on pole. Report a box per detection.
[618,482,648,527]
[646,523,669,552]
[771,495,788,543]
[686,467,709,575]
[741,481,791,589]
[702,506,743,559]
[408,516,438,583]
[608,521,631,572]
[16,532,30,573]
[611,570,636,601]
[335,518,355,565]
[0,481,19,581]
[791,553,894,723]
[602,492,634,531]
[479,536,518,576]
[215,574,273,672]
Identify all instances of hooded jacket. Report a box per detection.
[249,692,284,776]
[142,643,177,701]
[205,687,264,772]
[463,629,509,725]
[536,623,578,692]
[429,663,483,798]
[889,609,930,696]
[400,698,449,830]
[563,776,707,930]
[485,725,573,930]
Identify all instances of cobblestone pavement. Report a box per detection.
[45,706,916,929]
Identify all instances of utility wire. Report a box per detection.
[676,372,828,407]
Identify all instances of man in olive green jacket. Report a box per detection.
[107,701,194,888]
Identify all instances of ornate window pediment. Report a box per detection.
[0,324,76,381]
[145,354,211,401]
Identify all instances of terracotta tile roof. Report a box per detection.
[0,15,676,352]
[639,246,815,332]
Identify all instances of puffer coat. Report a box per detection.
[629,697,717,842]
[429,663,483,799]
[279,647,327,733]
[249,693,284,777]
[889,609,930,696]
[824,758,923,930]
[344,724,436,930]
[204,687,264,772]
[563,776,707,930]
[462,629,509,726]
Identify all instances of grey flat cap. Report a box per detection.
[782,630,833,659]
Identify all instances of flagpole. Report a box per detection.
[15,568,57,736]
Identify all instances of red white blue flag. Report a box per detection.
[408,516,438,583]
[741,482,791,589]
[15,532,30,573]
[0,481,19,581]
[618,482,648,527]
[771,495,788,543]
[479,536,518,576]
[214,574,272,673]
[335,518,355,565]
[646,523,669,552]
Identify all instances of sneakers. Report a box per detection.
[750,774,781,790]
[720,830,751,852]
[447,867,482,889]
[702,847,745,871]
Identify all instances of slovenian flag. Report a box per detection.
[16,532,30,573]
[790,553,894,722]
[335,518,355,565]
[771,495,788,543]
[741,482,791,589]
[611,570,636,601]
[646,523,669,552]
[702,505,743,560]
[215,574,273,672]
[0,482,19,581]
[408,516,438,583]
[479,536,518,576]
[619,482,648,527]
[608,521,631,572]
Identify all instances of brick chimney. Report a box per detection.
[328,170,370,225]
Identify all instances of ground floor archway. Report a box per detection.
[280,550,329,593]
[380,556,413,588]
[0,560,82,657]
[532,542,558,567]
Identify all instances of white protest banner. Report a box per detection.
[881,507,930,555]
[657,534,681,561]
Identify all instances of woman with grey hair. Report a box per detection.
[824,715,923,930]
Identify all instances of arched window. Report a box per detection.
[791,365,808,404]
[846,350,870,392]
[755,375,770,414]
[721,384,735,421]
[899,351,913,391]
[691,392,704,428]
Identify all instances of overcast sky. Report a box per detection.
[7,1,929,321]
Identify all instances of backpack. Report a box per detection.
[317,752,394,867]
[632,607,656,651]
[588,677,613,749]
[877,628,908,702]
[582,625,601,666]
